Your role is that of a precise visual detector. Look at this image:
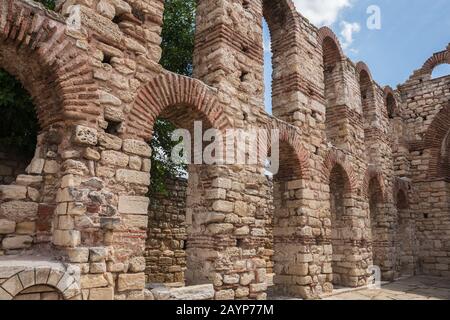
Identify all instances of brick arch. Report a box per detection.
[356,61,374,83]
[0,0,97,130]
[264,118,311,180]
[0,266,81,300]
[384,86,399,118]
[262,0,324,114]
[420,48,450,76]
[423,102,450,179]
[124,73,231,140]
[362,166,386,201]
[318,26,345,63]
[321,150,358,193]
[263,0,299,29]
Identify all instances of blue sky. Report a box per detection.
[264,0,450,112]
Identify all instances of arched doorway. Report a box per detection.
[368,177,384,274]
[329,164,353,287]
[396,189,416,276]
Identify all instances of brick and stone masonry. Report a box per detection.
[0,0,449,300]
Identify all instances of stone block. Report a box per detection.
[67,248,89,263]
[122,140,151,157]
[0,185,27,200]
[101,150,129,167]
[44,160,60,174]
[2,235,33,249]
[90,262,107,274]
[116,169,150,185]
[26,158,45,174]
[15,175,43,187]
[84,148,101,161]
[212,200,234,213]
[118,196,149,214]
[0,219,16,234]
[129,156,142,170]
[207,223,234,235]
[98,133,122,150]
[53,230,81,247]
[1,275,23,296]
[74,125,98,146]
[167,284,214,300]
[129,257,146,272]
[16,222,36,235]
[89,287,114,300]
[122,214,148,230]
[81,274,108,289]
[117,273,145,292]
[215,289,235,300]
[90,247,108,262]
[0,201,39,221]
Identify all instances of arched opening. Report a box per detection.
[431,63,450,79]
[13,285,62,300]
[0,67,51,253]
[0,69,38,184]
[386,93,397,119]
[263,18,273,114]
[395,189,416,276]
[262,0,302,121]
[145,103,216,287]
[322,35,343,144]
[359,69,374,125]
[329,164,352,287]
[269,138,308,296]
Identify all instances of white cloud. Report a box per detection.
[339,21,361,50]
[293,0,353,26]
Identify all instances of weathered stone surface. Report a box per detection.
[67,248,90,263]
[0,186,27,200]
[215,289,235,300]
[90,247,108,262]
[116,169,150,185]
[89,287,114,300]
[117,273,145,292]
[2,235,33,249]
[81,274,109,289]
[74,126,98,146]
[53,230,81,247]
[0,201,38,222]
[0,219,16,234]
[16,222,36,235]
[129,257,146,273]
[101,151,129,167]
[118,196,149,215]
[160,284,215,300]
[98,133,123,150]
[207,223,234,235]
[0,0,448,303]
[122,140,151,157]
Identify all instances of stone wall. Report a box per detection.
[0,0,448,300]
[145,177,187,284]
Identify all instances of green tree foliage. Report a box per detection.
[0,71,38,159]
[37,0,56,10]
[160,0,196,76]
[150,0,196,194]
